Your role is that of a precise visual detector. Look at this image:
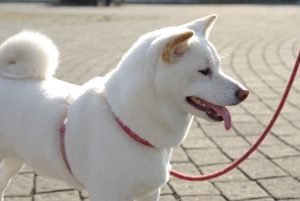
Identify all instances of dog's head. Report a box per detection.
[143,15,249,130]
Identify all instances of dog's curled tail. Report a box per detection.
[0,31,59,80]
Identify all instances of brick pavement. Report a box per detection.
[0,3,300,201]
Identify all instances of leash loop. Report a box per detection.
[170,50,300,181]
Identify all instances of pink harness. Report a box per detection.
[112,114,154,148]
[59,124,74,175]
[59,111,154,176]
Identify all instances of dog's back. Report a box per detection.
[0,31,81,187]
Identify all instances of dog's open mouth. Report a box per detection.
[186,96,232,130]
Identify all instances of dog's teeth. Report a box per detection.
[201,102,207,107]
[193,98,201,104]
[191,96,210,108]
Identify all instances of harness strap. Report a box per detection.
[59,123,74,176]
[112,113,154,148]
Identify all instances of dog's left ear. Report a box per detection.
[183,15,217,39]
[161,30,194,64]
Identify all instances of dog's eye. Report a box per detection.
[198,68,211,76]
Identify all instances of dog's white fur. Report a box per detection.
[0,31,58,79]
[0,16,247,201]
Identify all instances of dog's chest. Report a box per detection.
[125,148,172,199]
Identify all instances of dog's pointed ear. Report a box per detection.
[161,30,194,64]
[183,15,217,39]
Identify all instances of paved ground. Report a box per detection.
[0,2,300,201]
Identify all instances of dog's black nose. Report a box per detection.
[236,89,249,101]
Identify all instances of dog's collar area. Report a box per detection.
[112,113,154,148]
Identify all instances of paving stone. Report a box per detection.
[255,114,289,126]
[34,191,81,201]
[232,114,258,123]
[239,158,287,179]
[279,135,300,147]
[248,198,275,201]
[181,195,226,201]
[233,122,265,136]
[35,176,74,193]
[170,179,220,196]
[170,163,200,177]
[187,149,230,166]
[5,174,34,197]
[182,136,216,149]
[211,136,250,148]
[271,125,300,136]
[245,135,285,147]
[186,126,206,138]
[190,120,199,128]
[228,105,247,115]
[200,124,238,137]
[171,147,189,162]
[279,200,300,201]
[258,145,299,158]
[293,121,300,130]
[265,99,295,112]
[200,164,249,182]
[258,177,300,199]
[241,102,274,116]
[80,190,89,199]
[221,147,265,160]
[170,163,200,182]
[19,166,34,174]
[282,113,300,121]
[274,156,300,177]
[161,183,173,195]
[276,104,299,115]
[215,181,269,200]
[4,197,32,201]
[160,195,177,201]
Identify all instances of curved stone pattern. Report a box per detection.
[0,3,300,201]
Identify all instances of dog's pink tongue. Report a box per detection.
[208,104,232,131]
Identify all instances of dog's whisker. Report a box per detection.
[220,48,235,59]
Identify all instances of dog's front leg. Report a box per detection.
[135,189,160,201]
[89,188,133,201]
[0,158,24,201]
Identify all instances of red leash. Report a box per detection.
[170,50,300,181]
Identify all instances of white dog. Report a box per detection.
[0,15,248,201]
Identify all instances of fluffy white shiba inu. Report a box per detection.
[0,15,248,201]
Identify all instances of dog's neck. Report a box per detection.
[105,73,193,148]
[104,43,193,148]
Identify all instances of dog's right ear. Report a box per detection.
[161,30,194,64]
[183,15,217,39]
